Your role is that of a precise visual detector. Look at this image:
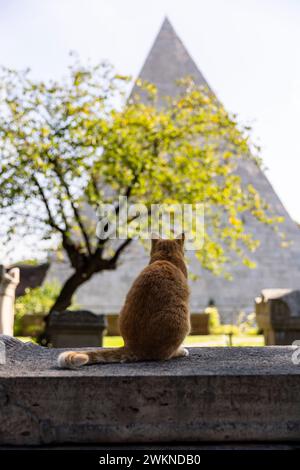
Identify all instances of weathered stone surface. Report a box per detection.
[130,17,210,104]
[0,336,300,445]
[256,289,300,345]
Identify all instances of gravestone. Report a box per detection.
[0,335,300,445]
[0,265,20,336]
[190,313,210,335]
[256,289,300,345]
[47,310,107,347]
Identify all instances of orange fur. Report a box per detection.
[58,236,190,368]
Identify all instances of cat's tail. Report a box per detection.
[57,347,133,369]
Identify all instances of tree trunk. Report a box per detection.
[49,270,89,313]
[40,240,130,344]
[40,270,92,345]
[48,239,131,314]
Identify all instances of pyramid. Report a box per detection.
[47,18,300,321]
[130,17,210,102]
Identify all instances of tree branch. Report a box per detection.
[50,156,93,256]
[62,233,86,270]
[109,238,132,267]
[33,174,85,270]
[32,175,64,234]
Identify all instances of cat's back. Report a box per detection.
[122,260,189,315]
[133,259,187,291]
[119,258,190,357]
[119,237,190,359]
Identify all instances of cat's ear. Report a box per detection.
[175,232,185,248]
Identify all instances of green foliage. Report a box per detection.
[0,59,282,278]
[205,306,221,332]
[205,306,239,335]
[15,259,39,266]
[14,281,61,335]
[207,308,258,336]
[236,311,259,335]
[15,281,61,316]
[217,324,240,336]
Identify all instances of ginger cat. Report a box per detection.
[58,235,190,368]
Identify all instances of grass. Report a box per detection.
[17,336,36,343]
[103,336,124,347]
[103,334,264,348]
[17,334,265,347]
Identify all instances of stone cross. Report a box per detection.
[0,265,20,336]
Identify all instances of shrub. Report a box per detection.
[236,311,259,335]
[14,281,61,336]
[205,306,221,333]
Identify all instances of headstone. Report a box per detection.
[190,313,210,335]
[106,313,120,335]
[1,335,300,445]
[0,265,20,336]
[256,289,300,345]
[47,310,107,347]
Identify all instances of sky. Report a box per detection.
[0,0,300,223]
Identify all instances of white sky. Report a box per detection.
[1,0,300,222]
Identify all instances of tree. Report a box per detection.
[0,59,280,314]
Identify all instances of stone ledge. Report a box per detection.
[0,335,299,445]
